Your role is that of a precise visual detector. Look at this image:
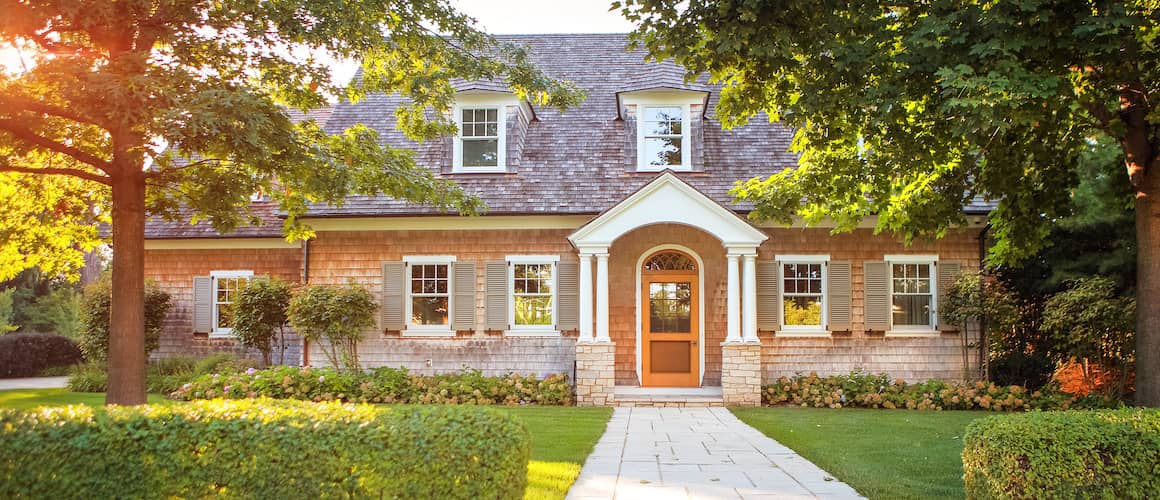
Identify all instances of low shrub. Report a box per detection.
[962,409,1160,499]
[0,333,83,377]
[0,399,531,499]
[173,366,575,405]
[762,370,1119,411]
[78,274,172,362]
[66,362,107,392]
[67,354,259,394]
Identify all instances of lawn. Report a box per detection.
[732,407,987,500]
[0,389,609,500]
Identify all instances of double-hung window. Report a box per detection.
[507,256,558,335]
[210,270,253,337]
[459,107,500,168]
[886,256,937,332]
[404,256,456,335]
[641,105,686,169]
[777,256,828,335]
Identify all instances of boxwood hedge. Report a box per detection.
[0,399,531,499]
[962,409,1160,499]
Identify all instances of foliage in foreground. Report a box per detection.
[763,371,1119,412]
[963,409,1160,499]
[172,366,574,406]
[78,274,172,362]
[0,333,82,378]
[68,354,258,394]
[0,399,531,499]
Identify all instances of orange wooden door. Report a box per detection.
[641,271,699,387]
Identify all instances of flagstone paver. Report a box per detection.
[567,407,863,500]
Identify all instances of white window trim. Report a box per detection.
[452,93,517,173]
[636,103,692,171]
[884,256,939,337]
[505,255,560,337]
[402,256,456,337]
[209,270,253,338]
[775,255,829,337]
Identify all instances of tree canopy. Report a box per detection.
[620,0,1159,405]
[0,0,582,404]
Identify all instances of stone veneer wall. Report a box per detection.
[575,342,616,406]
[721,343,762,406]
[144,248,303,363]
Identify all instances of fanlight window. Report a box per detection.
[643,252,696,271]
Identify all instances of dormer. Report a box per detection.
[449,88,535,173]
[618,88,710,172]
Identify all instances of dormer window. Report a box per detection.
[642,106,686,168]
[452,92,520,173]
[460,107,500,168]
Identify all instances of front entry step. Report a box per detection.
[612,386,724,407]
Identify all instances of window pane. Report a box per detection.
[644,106,681,123]
[515,296,553,326]
[412,297,448,325]
[783,296,822,326]
[644,137,682,166]
[892,295,931,326]
[486,108,497,121]
[463,139,499,166]
[649,281,691,333]
[217,302,235,329]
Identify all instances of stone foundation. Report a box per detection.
[575,342,616,406]
[721,342,762,406]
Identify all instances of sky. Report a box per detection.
[450,0,635,34]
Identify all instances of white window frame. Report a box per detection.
[402,255,456,337]
[884,255,939,337]
[452,93,517,173]
[209,270,253,338]
[775,255,830,337]
[622,91,702,172]
[505,255,560,337]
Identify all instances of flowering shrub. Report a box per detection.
[762,370,1120,411]
[172,366,574,405]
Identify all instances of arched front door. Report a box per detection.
[641,250,700,387]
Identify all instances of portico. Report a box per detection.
[568,172,768,405]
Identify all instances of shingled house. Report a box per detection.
[143,34,989,406]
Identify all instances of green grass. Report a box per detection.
[0,390,611,500]
[732,407,987,500]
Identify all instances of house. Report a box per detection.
[142,34,988,406]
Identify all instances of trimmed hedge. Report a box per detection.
[172,366,574,405]
[963,409,1160,499]
[0,333,83,377]
[0,399,531,499]
[763,371,1118,411]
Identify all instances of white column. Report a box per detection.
[726,253,741,342]
[742,253,758,342]
[578,253,594,342]
[595,253,611,342]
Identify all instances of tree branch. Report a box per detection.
[0,118,113,172]
[0,162,111,185]
[0,95,108,129]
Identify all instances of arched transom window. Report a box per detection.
[643,251,696,272]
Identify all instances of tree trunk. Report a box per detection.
[105,172,148,406]
[1135,166,1159,406]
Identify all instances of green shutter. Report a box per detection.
[451,261,476,331]
[756,261,780,331]
[381,262,405,331]
[827,261,852,331]
[937,261,962,331]
[556,261,579,331]
[192,276,213,333]
[863,261,889,331]
[484,261,508,331]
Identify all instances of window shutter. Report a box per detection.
[192,276,213,333]
[485,261,508,330]
[381,262,405,331]
[827,261,852,331]
[450,262,476,331]
[863,261,890,331]
[937,261,962,331]
[556,262,579,330]
[756,261,780,331]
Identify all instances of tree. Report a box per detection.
[232,277,293,367]
[621,0,1160,405]
[940,271,1020,381]
[1041,277,1135,399]
[288,283,376,373]
[0,0,581,404]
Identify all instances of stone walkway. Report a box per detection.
[567,407,863,500]
[0,377,69,390]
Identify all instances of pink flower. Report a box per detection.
[223,385,232,392]
[246,368,256,375]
